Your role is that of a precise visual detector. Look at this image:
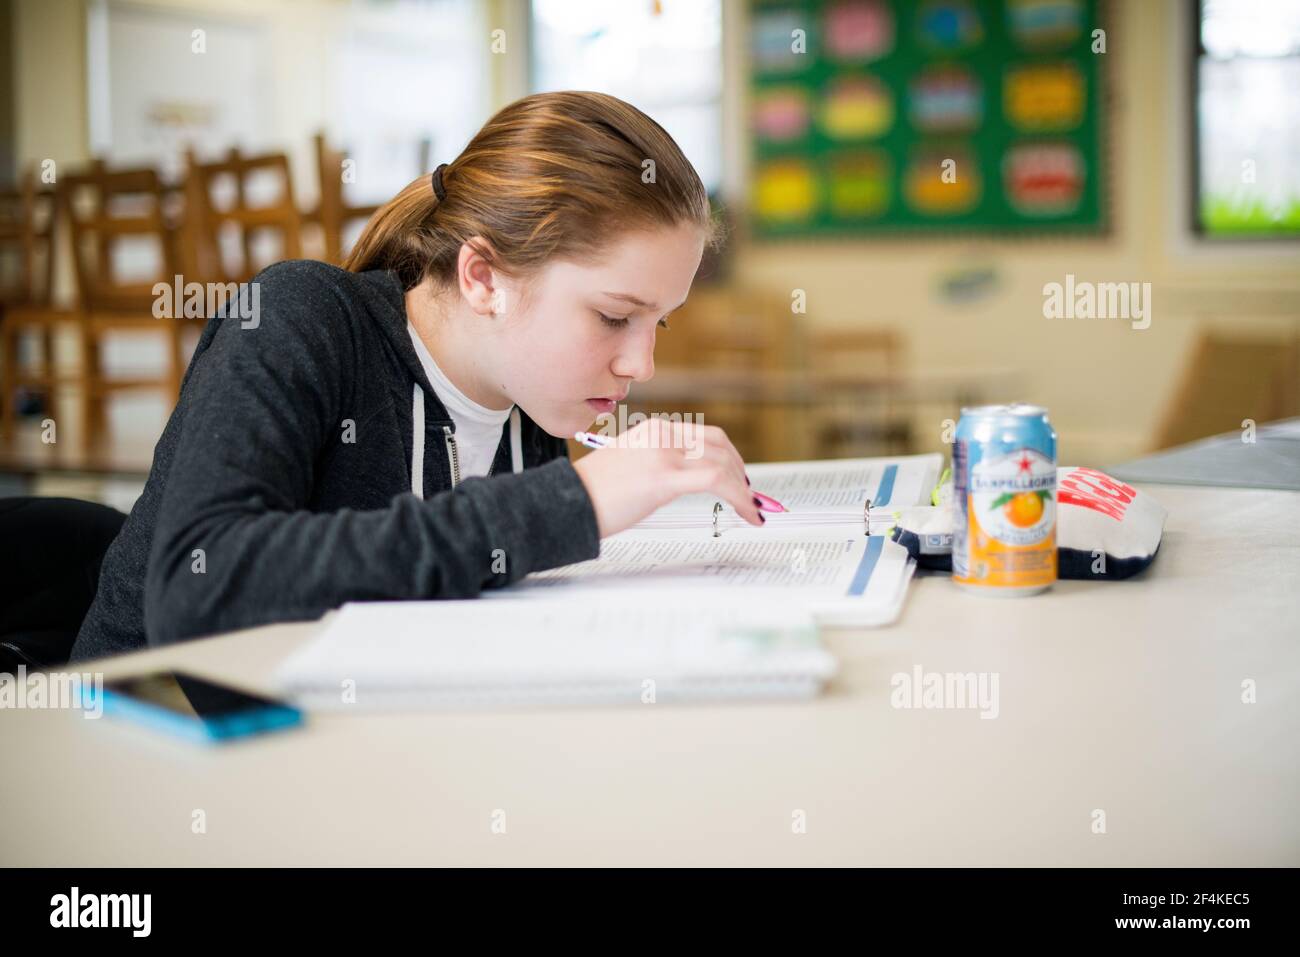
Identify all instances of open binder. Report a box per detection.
[495,453,945,628]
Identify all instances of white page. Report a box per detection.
[494,533,916,627]
[509,537,861,591]
[636,453,942,528]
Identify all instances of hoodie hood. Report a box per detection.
[356,269,524,497]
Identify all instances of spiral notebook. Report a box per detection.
[274,600,837,711]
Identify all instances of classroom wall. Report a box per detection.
[8,0,1300,467]
[12,0,87,169]
[723,0,1300,465]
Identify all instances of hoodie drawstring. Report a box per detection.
[411,384,522,498]
[412,383,426,498]
[508,407,523,475]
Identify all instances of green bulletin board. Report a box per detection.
[749,0,1108,236]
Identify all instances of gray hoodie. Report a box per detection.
[70,260,601,663]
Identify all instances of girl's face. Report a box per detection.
[488,223,706,438]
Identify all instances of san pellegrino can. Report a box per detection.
[952,404,1057,595]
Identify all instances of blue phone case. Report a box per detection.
[82,684,303,744]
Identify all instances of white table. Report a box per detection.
[3,483,1297,866]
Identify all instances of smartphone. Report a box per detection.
[83,670,303,744]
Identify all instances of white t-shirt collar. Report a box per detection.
[406,322,513,428]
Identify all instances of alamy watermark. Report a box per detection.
[592,406,706,459]
[1042,273,1151,330]
[0,666,103,719]
[50,887,150,936]
[890,665,1000,719]
[153,275,261,329]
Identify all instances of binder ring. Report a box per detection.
[864,498,872,537]
[713,501,723,537]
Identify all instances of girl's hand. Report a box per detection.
[571,418,766,538]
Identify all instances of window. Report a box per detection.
[529,0,724,196]
[1193,0,1300,238]
[88,0,490,207]
[334,0,491,207]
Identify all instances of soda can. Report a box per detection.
[952,404,1057,595]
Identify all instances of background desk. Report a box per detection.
[1109,418,1300,492]
[2,483,1297,866]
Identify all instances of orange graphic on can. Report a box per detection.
[957,449,1056,591]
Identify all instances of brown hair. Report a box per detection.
[343,91,719,290]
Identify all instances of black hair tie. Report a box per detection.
[431,163,448,201]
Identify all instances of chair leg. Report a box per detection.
[40,324,59,433]
[79,325,104,453]
[0,324,16,442]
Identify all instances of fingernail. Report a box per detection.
[753,496,762,508]
[759,513,766,523]
[745,475,751,486]
[752,491,787,513]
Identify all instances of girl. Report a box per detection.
[71,91,765,662]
